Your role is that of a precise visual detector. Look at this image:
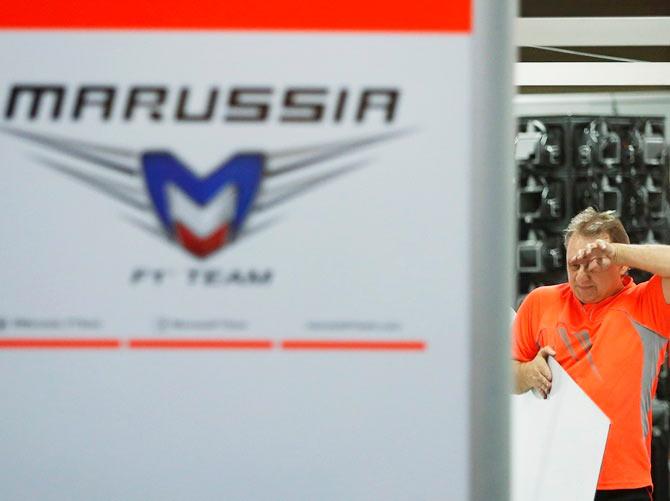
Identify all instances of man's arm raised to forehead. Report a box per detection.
[612,244,670,303]
[571,241,670,303]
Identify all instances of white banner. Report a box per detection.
[0,3,512,499]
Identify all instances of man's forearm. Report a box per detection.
[613,244,670,278]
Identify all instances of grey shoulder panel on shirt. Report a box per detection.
[633,320,668,437]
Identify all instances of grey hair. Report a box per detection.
[564,207,630,247]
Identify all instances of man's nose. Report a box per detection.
[575,266,591,284]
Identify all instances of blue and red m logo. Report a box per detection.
[142,152,264,258]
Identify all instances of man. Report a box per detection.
[512,207,670,501]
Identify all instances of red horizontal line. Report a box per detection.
[0,0,470,31]
[0,28,470,33]
[281,340,426,351]
[0,338,121,349]
[128,338,273,349]
[0,338,425,351]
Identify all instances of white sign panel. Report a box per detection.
[0,3,510,500]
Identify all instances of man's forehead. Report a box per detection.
[566,233,611,254]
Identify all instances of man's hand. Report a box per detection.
[568,239,617,273]
[569,240,670,302]
[513,346,556,399]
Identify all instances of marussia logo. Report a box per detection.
[3,128,405,258]
[143,152,262,257]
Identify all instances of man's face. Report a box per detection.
[566,233,625,304]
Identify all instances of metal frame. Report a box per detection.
[516,17,670,47]
[471,2,515,500]
[517,62,670,86]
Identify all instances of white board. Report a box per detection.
[512,357,610,501]
[0,2,516,500]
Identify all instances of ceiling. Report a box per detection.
[517,0,670,92]
[520,0,670,17]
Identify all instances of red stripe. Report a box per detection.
[128,338,273,349]
[281,340,426,351]
[0,338,121,349]
[0,338,425,351]
[0,0,470,32]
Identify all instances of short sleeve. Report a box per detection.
[512,289,541,362]
[635,275,670,338]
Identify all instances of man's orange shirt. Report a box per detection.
[513,275,670,490]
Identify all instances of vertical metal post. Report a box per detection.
[470,1,516,499]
